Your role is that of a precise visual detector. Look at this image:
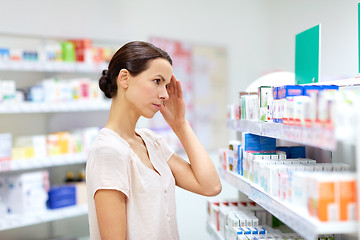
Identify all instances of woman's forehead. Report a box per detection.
[147,59,173,78]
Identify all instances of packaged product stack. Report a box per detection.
[207,199,336,240]
[0,78,105,104]
[0,38,115,65]
[0,171,49,216]
[227,84,346,129]
[219,133,357,223]
[0,127,99,171]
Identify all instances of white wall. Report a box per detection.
[267,0,359,82]
[0,0,271,102]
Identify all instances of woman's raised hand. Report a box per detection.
[160,75,187,130]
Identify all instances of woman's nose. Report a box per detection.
[159,86,169,100]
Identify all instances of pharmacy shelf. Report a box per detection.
[219,168,358,240]
[0,61,107,73]
[0,153,87,173]
[206,222,224,240]
[0,101,110,114]
[227,119,336,151]
[0,204,88,231]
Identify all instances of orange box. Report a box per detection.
[57,132,70,155]
[339,175,357,221]
[68,39,92,62]
[308,174,337,222]
[47,133,60,156]
[317,180,336,221]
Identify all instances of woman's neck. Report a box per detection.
[105,97,139,140]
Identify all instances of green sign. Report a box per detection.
[295,24,320,84]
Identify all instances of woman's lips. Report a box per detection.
[153,104,161,110]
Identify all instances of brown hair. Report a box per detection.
[99,41,172,98]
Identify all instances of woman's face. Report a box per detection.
[126,58,173,118]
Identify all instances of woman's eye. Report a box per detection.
[154,79,160,84]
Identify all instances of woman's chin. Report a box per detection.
[142,111,157,119]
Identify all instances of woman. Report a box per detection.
[86,41,222,240]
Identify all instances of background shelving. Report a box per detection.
[0,204,88,231]
[207,222,224,240]
[218,104,360,240]
[0,61,107,73]
[219,168,358,240]
[227,119,337,151]
[0,101,110,114]
[0,153,87,173]
[0,34,111,239]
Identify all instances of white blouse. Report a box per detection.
[86,128,179,240]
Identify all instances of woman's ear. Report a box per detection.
[118,69,130,89]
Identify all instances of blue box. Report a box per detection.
[282,85,304,97]
[242,133,276,151]
[242,133,261,151]
[276,146,290,158]
[289,146,306,159]
[237,144,242,175]
[321,85,339,91]
[272,87,280,123]
[47,185,76,209]
[303,85,322,96]
[259,136,276,151]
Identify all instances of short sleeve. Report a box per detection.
[86,146,130,199]
[155,134,175,162]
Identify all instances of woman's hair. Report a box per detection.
[99,41,172,98]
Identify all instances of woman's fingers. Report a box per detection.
[176,80,182,98]
[171,76,177,96]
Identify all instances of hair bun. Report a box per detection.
[102,69,109,77]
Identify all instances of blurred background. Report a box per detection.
[0,0,359,239]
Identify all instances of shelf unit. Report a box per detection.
[220,168,358,240]
[207,222,224,240]
[0,153,87,173]
[0,34,111,239]
[0,101,110,114]
[227,119,337,151]
[0,61,107,73]
[219,119,359,240]
[0,204,88,231]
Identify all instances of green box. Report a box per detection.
[295,25,320,84]
[61,41,76,62]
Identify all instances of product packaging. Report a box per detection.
[61,41,76,62]
[3,171,49,215]
[47,184,76,209]
[258,86,272,122]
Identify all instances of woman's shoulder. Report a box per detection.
[136,128,162,141]
[90,128,131,157]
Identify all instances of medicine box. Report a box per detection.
[47,184,76,209]
[278,85,304,124]
[242,133,276,152]
[3,171,48,215]
[258,86,272,122]
[303,85,322,96]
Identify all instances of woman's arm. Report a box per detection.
[168,121,222,196]
[160,76,222,196]
[94,189,127,240]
